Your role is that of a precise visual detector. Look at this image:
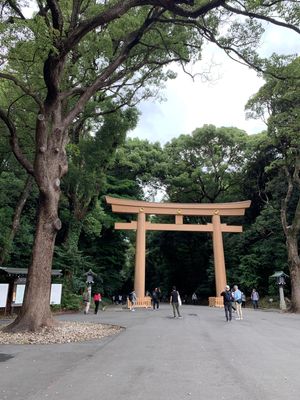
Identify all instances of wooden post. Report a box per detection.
[134,211,146,298]
[212,213,227,296]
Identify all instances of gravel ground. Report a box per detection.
[0,321,123,344]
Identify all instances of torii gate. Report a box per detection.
[106,196,251,306]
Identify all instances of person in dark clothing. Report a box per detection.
[220,285,233,322]
[152,287,161,310]
[170,286,182,318]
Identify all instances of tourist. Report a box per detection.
[251,288,259,309]
[152,287,161,310]
[129,289,137,311]
[241,291,246,308]
[192,292,198,305]
[220,285,233,322]
[93,292,101,314]
[233,285,243,320]
[170,286,182,318]
[83,288,90,314]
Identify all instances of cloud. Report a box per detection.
[130,26,299,144]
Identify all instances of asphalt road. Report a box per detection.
[1,305,300,400]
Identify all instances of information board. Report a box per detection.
[0,283,9,308]
[50,284,62,305]
[14,284,62,305]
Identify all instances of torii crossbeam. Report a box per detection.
[106,196,251,305]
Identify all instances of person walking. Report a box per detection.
[220,285,233,322]
[170,286,182,318]
[241,291,246,308]
[83,288,90,314]
[251,288,259,309]
[152,287,161,310]
[233,285,243,320]
[129,290,137,311]
[192,292,198,305]
[93,292,101,314]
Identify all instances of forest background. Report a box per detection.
[0,1,299,330]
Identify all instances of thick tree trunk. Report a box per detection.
[5,190,61,332]
[64,215,84,253]
[5,112,68,332]
[287,234,300,312]
[0,176,33,265]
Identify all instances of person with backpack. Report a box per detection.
[233,285,243,320]
[220,285,233,322]
[152,287,161,310]
[170,286,182,318]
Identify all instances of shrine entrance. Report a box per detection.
[106,196,251,306]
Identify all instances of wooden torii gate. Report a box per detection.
[106,196,251,306]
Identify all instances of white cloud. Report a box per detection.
[130,26,299,144]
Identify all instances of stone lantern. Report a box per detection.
[270,271,289,310]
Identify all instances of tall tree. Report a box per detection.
[0,1,299,331]
[246,57,300,311]
[163,125,248,203]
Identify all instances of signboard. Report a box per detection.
[0,284,9,308]
[14,284,62,305]
[50,284,62,305]
[15,284,25,305]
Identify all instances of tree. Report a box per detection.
[163,125,248,203]
[0,1,299,331]
[246,57,300,311]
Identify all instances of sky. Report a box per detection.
[130,25,300,144]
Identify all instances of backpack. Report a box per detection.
[129,293,133,301]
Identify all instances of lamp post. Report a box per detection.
[270,271,289,311]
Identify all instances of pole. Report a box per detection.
[212,213,227,296]
[134,211,146,298]
[279,285,287,310]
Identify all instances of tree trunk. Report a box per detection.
[64,215,84,254]
[0,176,34,265]
[287,234,300,312]
[5,114,68,332]
[5,189,61,331]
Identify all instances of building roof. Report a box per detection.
[0,267,62,276]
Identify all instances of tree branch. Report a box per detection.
[222,3,300,35]
[0,108,34,175]
[0,73,43,108]
[46,0,64,33]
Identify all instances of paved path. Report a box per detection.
[1,305,300,400]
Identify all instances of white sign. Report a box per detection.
[0,284,9,308]
[14,284,62,305]
[50,284,62,305]
[15,284,25,304]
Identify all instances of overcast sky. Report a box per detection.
[130,25,300,144]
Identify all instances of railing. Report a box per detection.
[127,296,152,309]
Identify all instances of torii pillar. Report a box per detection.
[134,211,146,298]
[212,212,227,296]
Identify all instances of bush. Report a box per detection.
[61,289,82,311]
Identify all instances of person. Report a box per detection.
[129,290,137,311]
[93,292,101,314]
[233,285,243,320]
[83,288,90,314]
[251,288,259,309]
[241,291,246,308]
[170,286,182,318]
[220,285,233,322]
[192,292,198,305]
[152,287,161,310]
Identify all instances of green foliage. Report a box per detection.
[61,288,83,311]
